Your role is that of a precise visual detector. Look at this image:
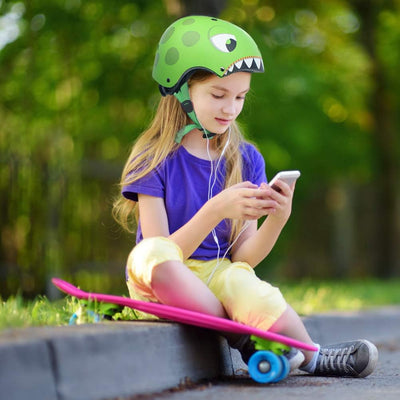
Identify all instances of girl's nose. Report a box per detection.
[222,100,236,115]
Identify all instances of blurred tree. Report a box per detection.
[221,0,400,280]
[181,0,227,15]
[0,0,399,298]
[0,0,175,297]
[349,0,400,278]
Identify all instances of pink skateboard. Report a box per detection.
[52,278,317,383]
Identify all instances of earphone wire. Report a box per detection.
[204,126,251,285]
[206,220,250,286]
[206,126,232,249]
[206,137,221,262]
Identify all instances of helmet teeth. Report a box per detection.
[235,59,244,69]
[244,57,254,69]
[224,57,263,75]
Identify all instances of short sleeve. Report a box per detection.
[122,168,165,202]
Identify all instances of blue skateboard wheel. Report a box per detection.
[248,351,282,383]
[68,313,78,325]
[270,355,290,383]
[68,310,100,325]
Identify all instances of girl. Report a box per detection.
[113,15,378,377]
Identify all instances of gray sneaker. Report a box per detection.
[314,339,378,378]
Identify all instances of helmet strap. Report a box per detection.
[173,82,216,143]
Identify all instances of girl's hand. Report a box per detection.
[259,180,294,223]
[209,181,278,221]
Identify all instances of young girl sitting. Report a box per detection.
[113,15,378,378]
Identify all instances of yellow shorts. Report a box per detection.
[126,237,287,330]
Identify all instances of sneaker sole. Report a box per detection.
[289,351,305,371]
[357,339,379,378]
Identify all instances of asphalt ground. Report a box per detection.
[1,306,399,400]
[133,343,400,400]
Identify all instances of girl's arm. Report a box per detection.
[230,179,294,267]
[138,192,222,258]
[138,181,277,260]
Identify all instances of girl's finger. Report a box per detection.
[269,180,292,199]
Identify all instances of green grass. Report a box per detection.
[0,294,139,331]
[278,279,400,315]
[1,279,399,331]
[0,295,79,330]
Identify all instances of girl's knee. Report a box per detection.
[126,237,183,300]
[151,260,182,289]
[213,265,287,329]
[127,237,182,276]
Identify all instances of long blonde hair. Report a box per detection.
[113,71,248,243]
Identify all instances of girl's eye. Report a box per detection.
[212,93,224,99]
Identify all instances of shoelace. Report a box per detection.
[319,345,355,374]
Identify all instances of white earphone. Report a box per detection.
[205,127,250,285]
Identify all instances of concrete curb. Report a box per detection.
[0,322,223,400]
[1,307,400,400]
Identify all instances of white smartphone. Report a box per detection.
[269,170,301,192]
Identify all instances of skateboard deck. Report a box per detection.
[52,278,317,383]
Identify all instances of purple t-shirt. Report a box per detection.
[122,143,267,260]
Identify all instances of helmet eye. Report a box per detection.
[210,34,237,53]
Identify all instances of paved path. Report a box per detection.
[125,340,400,400]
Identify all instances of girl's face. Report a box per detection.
[189,72,251,135]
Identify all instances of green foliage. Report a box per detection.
[1,279,398,331]
[222,0,400,280]
[222,0,375,181]
[76,298,139,323]
[0,294,78,329]
[0,294,139,330]
[279,279,400,315]
[112,305,139,321]
[0,0,173,296]
[1,0,400,296]
[81,299,123,318]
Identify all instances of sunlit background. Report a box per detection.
[1,0,399,298]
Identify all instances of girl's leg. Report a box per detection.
[269,304,315,364]
[151,260,227,318]
[208,262,317,365]
[151,260,251,350]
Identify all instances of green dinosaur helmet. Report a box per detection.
[153,15,264,95]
